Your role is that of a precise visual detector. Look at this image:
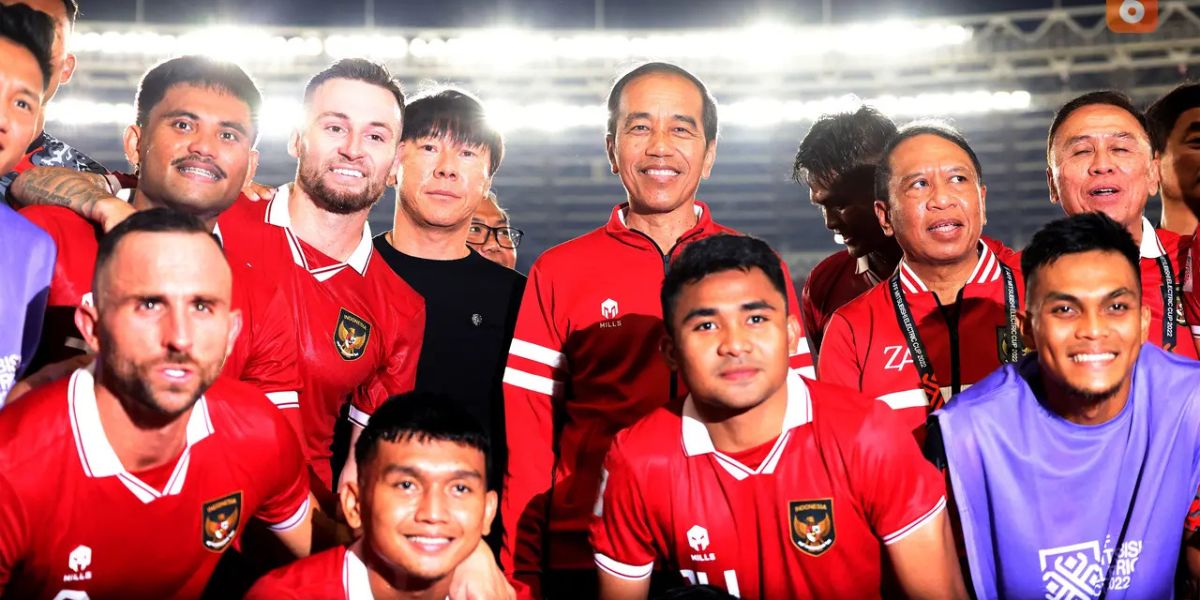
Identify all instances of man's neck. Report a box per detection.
[1041,377,1131,426]
[864,239,903,279]
[93,376,191,473]
[131,190,219,231]
[905,251,980,305]
[288,183,369,262]
[696,382,789,454]
[387,207,471,261]
[357,541,451,600]
[624,200,700,254]
[1161,200,1198,237]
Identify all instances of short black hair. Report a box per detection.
[1146,83,1200,153]
[304,58,404,120]
[0,4,54,90]
[1021,212,1141,297]
[1047,90,1151,162]
[94,208,222,297]
[660,234,788,334]
[402,87,503,176]
[792,106,897,188]
[354,391,492,487]
[607,62,719,146]
[135,55,262,139]
[875,122,984,202]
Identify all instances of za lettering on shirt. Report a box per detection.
[0,368,310,600]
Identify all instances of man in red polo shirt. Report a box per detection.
[1044,90,1197,359]
[818,123,1024,438]
[501,62,813,597]
[791,106,901,358]
[0,209,312,600]
[591,234,964,599]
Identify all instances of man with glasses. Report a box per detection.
[374,89,525,553]
[467,190,522,271]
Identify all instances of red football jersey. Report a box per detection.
[818,241,1023,437]
[800,250,881,358]
[0,368,310,599]
[590,373,946,599]
[501,202,813,574]
[16,205,302,411]
[219,188,425,490]
[1135,221,1196,358]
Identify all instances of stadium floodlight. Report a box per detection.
[324,34,409,60]
[70,27,323,62]
[44,99,135,127]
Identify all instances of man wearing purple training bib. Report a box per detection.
[932,212,1200,599]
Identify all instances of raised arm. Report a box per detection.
[10,167,131,232]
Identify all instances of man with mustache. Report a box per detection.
[501,62,812,597]
[12,56,301,417]
[1044,90,1198,358]
[0,209,313,599]
[818,123,1025,439]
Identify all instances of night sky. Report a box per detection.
[82,0,1104,29]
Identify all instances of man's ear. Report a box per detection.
[482,490,498,536]
[699,139,717,180]
[1046,167,1060,205]
[1017,309,1036,351]
[659,332,679,371]
[122,125,142,172]
[978,183,988,227]
[786,314,801,357]
[875,199,894,237]
[242,150,260,190]
[340,478,364,532]
[74,298,101,355]
[1140,303,1152,344]
[59,53,76,87]
[224,309,243,362]
[287,129,302,160]
[605,134,618,175]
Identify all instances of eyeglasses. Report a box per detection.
[467,224,524,249]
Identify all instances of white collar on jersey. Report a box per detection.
[1138,217,1166,259]
[266,184,373,278]
[896,240,1000,295]
[680,370,813,481]
[68,365,214,505]
[617,203,704,228]
[343,541,451,600]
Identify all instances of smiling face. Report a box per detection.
[606,72,717,216]
[78,231,239,419]
[293,78,401,215]
[124,83,258,225]
[1159,106,1200,215]
[1024,249,1150,408]
[2,0,74,106]
[0,36,43,174]
[346,436,497,586]
[876,134,986,268]
[1048,104,1158,237]
[663,267,798,416]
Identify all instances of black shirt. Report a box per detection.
[372,234,525,484]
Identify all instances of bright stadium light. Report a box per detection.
[259,97,305,137]
[71,27,323,61]
[324,34,409,59]
[45,99,135,127]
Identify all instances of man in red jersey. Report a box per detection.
[500,62,813,597]
[791,106,901,358]
[590,234,964,600]
[0,209,313,600]
[1045,90,1198,358]
[818,123,1025,439]
[248,392,523,600]
[9,56,301,417]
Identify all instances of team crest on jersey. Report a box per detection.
[790,499,835,556]
[334,308,371,361]
[202,491,242,552]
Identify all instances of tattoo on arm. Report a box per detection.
[10,167,113,220]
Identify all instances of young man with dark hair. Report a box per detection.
[373,88,525,527]
[0,0,107,200]
[0,2,56,403]
[931,212,1200,598]
[818,123,1024,439]
[0,208,314,599]
[247,391,522,599]
[9,56,302,424]
[1044,90,1198,358]
[467,190,521,271]
[591,234,965,600]
[501,62,813,597]
[1147,83,1200,236]
[792,106,901,357]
